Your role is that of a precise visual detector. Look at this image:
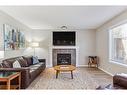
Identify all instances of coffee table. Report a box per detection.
[0,72,21,90]
[54,65,76,79]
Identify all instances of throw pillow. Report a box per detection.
[17,57,28,67]
[13,60,21,68]
[22,56,33,66]
[33,56,39,64]
[2,61,12,68]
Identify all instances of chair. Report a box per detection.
[88,56,98,68]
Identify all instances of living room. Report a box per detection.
[0,1,127,94]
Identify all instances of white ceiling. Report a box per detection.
[0,6,126,30]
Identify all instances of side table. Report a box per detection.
[0,72,21,90]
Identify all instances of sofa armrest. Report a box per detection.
[0,67,30,89]
[38,59,46,63]
[113,75,127,89]
[0,67,30,71]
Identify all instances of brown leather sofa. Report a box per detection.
[97,74,127,89]
[113,74,127,89]
[0,56,46,89]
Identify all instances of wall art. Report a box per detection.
[4,24,25,50]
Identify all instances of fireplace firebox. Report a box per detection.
[57,54,71,65]
[52,49,76,66]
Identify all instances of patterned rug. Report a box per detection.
[27,67,112,89]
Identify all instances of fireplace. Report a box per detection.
[52,49,76,66]
[57,53,71,65]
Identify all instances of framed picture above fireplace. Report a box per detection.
[53,31,76,46]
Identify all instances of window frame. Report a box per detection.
[109,22,127,67]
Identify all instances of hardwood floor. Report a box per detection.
[27,67,112,89]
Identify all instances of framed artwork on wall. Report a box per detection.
[3,24,26,50]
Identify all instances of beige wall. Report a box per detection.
[31,29,96,67]
[0,10,96,68]
[0,10,32,60]
[96,10,127,76]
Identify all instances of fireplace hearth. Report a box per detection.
[57,54,71,65]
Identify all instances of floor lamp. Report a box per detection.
[31,42,39,56]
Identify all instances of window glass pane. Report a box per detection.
[110,23,127,65]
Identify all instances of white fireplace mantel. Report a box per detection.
[49,46,79,67]
[52,46,78,49]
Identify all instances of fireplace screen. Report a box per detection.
[57,54,71,65]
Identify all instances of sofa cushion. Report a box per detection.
[2,60,13,68]
[29,65,40,70]
[32,62,45,67]
[113,75,127,89]
[23,56,33,66]
[116,73,127,78]
[2,58,16,68]
[30,69,35,73]
[29,69,37,79]
[17,57,28,67]
[13,60,21,68]
[32,56,39,64]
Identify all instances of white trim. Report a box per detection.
[98,67,114,76]
[110,60,127,68]
[76,65,88,67]
[108,19,127,30]
[108,29,112,61]
[46,64,52,68]
[46,64,88,68]
[49,31,80,67]
[47,64,114,77]
[108,23,127,67]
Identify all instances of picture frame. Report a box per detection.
[3,24,26,50]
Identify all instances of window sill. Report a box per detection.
[109,60,127,67]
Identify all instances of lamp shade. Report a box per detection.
[31,42,39,47]
[0,51,4,59]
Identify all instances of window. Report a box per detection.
[109,23,127,65]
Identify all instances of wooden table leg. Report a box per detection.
[71,71,73,79]
[18,73,21,89]
[56,70,59,79]
[7,80,10,90]
[88,62,90,67]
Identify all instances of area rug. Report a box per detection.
[27,67,112,89]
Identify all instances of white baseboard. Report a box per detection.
[46,65,88,68]
[98,67,114,76]
[46,65,52,68]
[47,65,114,76]
[76,65,88,67]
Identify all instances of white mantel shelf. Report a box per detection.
[51,46,79,49]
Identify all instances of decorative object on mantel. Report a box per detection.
[30,42,39,56]
[88,56,99,68]
[4,24,26,50]
[60,26,67,30]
